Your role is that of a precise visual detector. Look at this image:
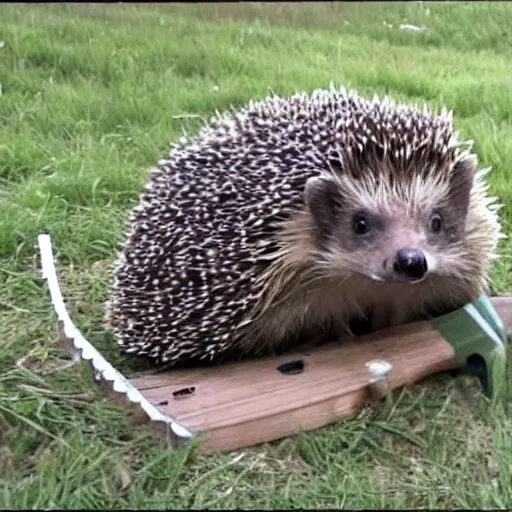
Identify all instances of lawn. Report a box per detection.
[1,2,512,508]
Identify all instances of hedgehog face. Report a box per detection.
[304,154,476,285]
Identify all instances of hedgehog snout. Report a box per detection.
[393,249,428,281]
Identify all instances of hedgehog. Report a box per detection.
[105,84,503,367]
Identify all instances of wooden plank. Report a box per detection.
[128,321,456,452]
[124,296,512,453]
[490,295,512,332]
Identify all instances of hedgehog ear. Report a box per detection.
[448,154,476,219]
[304,176,341,237]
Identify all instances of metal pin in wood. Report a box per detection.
[365,359,393,402]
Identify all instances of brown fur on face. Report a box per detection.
[303,153,476,285]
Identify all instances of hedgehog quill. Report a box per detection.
[105,85,503,366]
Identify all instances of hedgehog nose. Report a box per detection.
[393,249,428,280]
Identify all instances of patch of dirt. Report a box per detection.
[392,437,424,460]
[16,350,79,376]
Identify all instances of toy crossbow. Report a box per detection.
[37,234,510,453]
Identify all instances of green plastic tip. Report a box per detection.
[431,294,507,399]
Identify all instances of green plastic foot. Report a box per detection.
[431,294,508,399]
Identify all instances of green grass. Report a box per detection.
[1,2,512,508]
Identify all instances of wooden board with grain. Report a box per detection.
[125,296,512,453]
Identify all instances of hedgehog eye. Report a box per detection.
[430,212,443,233]
[352,212,370,235]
